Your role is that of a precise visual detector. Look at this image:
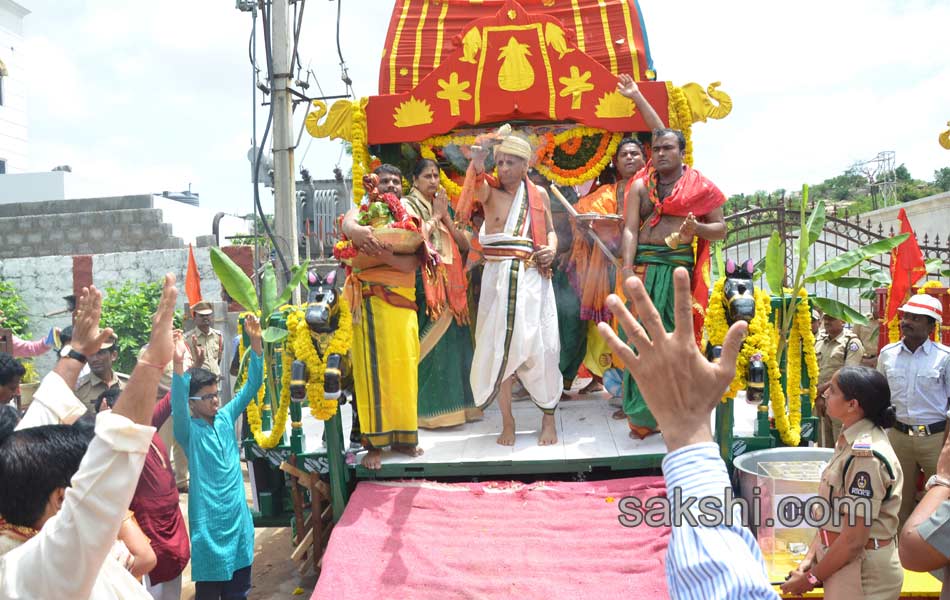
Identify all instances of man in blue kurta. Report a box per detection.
[172,316,263,599]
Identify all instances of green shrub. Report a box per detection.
[100,281,183,373]
[0,279,29,337]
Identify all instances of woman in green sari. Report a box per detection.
[403,159,481,428]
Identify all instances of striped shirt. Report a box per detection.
[662,442,779,599]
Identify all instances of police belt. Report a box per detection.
[895,420,947,437]
[820,529,893,550]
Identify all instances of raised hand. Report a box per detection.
[432,187,449,223]
[244,314,263,354]
[70,285,115,357]
[678,212,698,240]
[597,267,748,451]
[190,335,206,367]
[140,274,178,369]
[616,73,642,99]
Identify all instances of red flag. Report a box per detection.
[885,208,926,322]
[185,244,202,309]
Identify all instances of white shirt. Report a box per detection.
[0,412,155,599]
[877,339,950,425]
[16,371,88,430]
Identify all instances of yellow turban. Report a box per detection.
[495,125,533,162]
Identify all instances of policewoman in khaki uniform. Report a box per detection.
[814,314,865,448]
[783,366,903,599]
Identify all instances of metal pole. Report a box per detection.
[271,0,301,302]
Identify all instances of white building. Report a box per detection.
[0,0,28,175]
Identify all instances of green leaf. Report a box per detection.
[924,258,943,274]
[210,247,259,313]
[861,264,890,284]
[711,241,724,281]
[261,326,289,343]
[942,268,950,278]
[827,276,875,289]
[261,263,278,318]
[805,234,909,283]
[804,199,826,249]
[860,289,880,301]
[765,231,785,294]
[811,296,869,325]
[277,264,312,307]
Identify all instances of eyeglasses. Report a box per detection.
[188,392,219,402]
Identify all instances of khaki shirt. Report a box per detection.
[815,418,902,539]
[75,371,129,410]
[185,327,223,376]
[815,330,865,386]
[852,315,880,360]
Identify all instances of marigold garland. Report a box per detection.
[420,133,476,201]
[786,288,819,426]
[665,83,694,167]
[707,280,775,402]
[242,299,354,449]
[350,99,370,205]
[919,281,945,342]
[535,127,622,186]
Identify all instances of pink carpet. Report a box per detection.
[312,477,670,599]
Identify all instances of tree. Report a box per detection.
[934,167,950,192]
[895,163,912,182]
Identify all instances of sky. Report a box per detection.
[19,0,950,217]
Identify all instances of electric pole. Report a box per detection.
[270,0,301,302]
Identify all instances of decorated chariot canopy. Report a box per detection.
[306,0,732,200]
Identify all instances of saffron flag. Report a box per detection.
[185,244,202,309]
[886,208,926,322]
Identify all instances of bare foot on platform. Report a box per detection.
[361,449,382,470]
[497,417,516,446]
[392,444,424,458]
[579,379,605,394]
[611,408,627,420]
[538,413,558,445]
[560,391,573,402]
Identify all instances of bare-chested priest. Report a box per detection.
[465,127,561,446]
[620,128,727,438]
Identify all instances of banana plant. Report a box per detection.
[763,185,909,361]
[827,259,945,301]
[209,248,310,414]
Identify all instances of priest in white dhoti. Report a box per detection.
[461,127,561,446]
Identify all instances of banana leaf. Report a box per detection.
[805,234,909,283]
[924,258,943,274]
[261,263,278,318]
[804,197,826,249]
[210,247,259,313]
[811,296,869,325]
[277,264,312,306]
[262,326,289,344]
[765,231,785,295]
[827,276,876,289]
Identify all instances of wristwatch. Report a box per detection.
[806,571,822,587]
[926,474,950,491]
[59,344,87,364]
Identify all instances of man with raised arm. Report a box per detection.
[0,275,178,599]
[464,126,561,446]
[599,268,778,599]
[620,128,727,438]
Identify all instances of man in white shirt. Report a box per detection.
[878,293,950,525]
[0,274,178,600]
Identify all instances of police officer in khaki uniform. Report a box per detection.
[783,366,903,598]
[814,314,865,448]
[74,334,129,411]
[853,312,881,369]
[185,301,224,377]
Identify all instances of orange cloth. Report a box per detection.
[185,244,202,308]
[344,266,416,324]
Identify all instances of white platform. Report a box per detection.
[286,381,763,468]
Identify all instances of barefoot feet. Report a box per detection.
[538,413,557,445]
[579,376,605,394]
[361,449,382,470]
[611,408,627,420]
[392,444,424,458]
[497,416,516,446]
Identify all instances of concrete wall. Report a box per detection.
[861,192,950,244]
[0,246,226,374]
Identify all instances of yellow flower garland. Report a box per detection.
[241,298,354,449]
[919,281,945,342]
[350,99,370,205]
[665,83,694,167]
[284,297,353,421]
[706,281,816,446]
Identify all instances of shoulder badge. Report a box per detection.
[848,471,874,499]
[851,434,873,457]
[848,341,860,353]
